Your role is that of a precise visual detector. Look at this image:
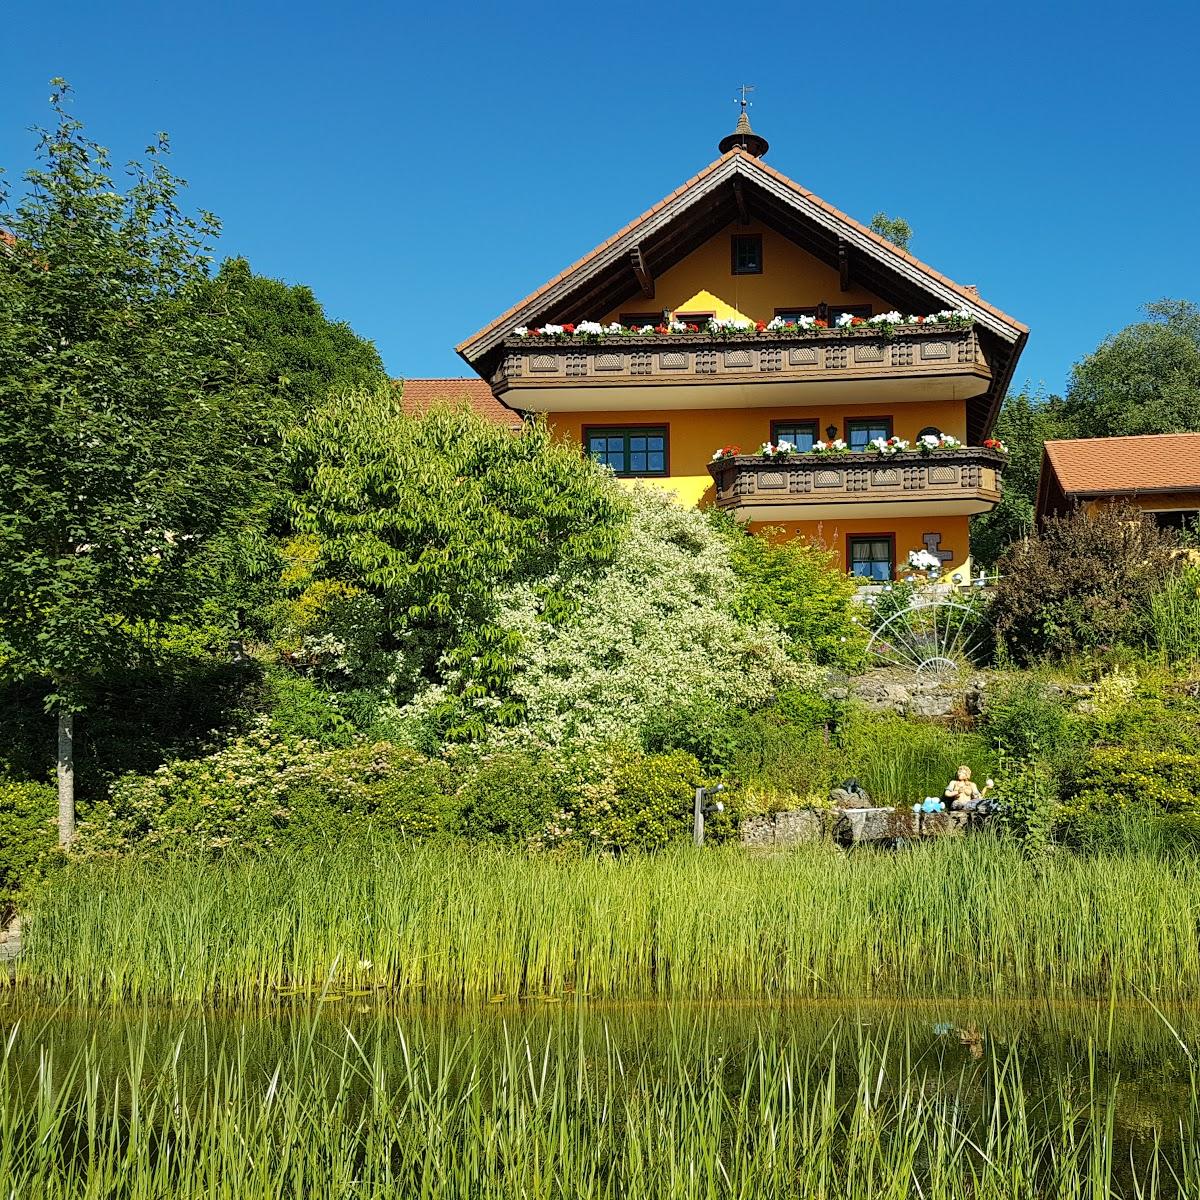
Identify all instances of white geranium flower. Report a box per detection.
[835,312,856,327]
[513,326,529,337]
[605,322,624,333]
[542,324,564,336]
[870,311,903,324]
[920,434,941,450]
[669,320,688,332]
[766,316,786,330]
[575,321,604,336]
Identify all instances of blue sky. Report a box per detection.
[3,1,1198,396]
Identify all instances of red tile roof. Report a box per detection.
[1043,433,1200,495]
[397,377,521,429]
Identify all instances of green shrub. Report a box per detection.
[992,504,1177,664]
[1064,746,1200,816]
[982,676,1070,760]
[725,526,866,668]
[574,750,706,854]
[0,778,56,914]
[996,757,1057,861]
[456,753,565,844]
[79,723,458,854]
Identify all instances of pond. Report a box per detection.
[1,993,1197,1198]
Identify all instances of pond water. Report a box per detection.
[1,992,1197,1197]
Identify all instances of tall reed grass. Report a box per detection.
[0,1010,1192,1199]
[19,838,1200,1003]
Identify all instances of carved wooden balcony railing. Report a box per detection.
[707,446,1006,516]
[493,324,991,401]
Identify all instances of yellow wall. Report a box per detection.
[600,220,889,327]
[775,515,972,582]
[550,400,967,508]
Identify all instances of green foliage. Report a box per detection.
[0,778,56,912]
[869,211,912,250]
[207,256,385,416]
[836,710,996,807]
[1066,747,1200,816]
[725,526,866,668]
[982,676,1070,760]
[409,488,812,753]
[1149,564,1200,662]
[992,504,1177,663]
[970,389,1069,566]
[1062,299,1200,436]
[79,723,458,853]
[286,395,627,729]
[456,752,565,844]
[573,750,705,854]
[996,757,1057,862]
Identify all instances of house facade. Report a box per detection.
[457,114,1027,582]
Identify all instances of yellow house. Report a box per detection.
[456,112,1028,582]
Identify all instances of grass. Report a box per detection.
[0,1007,1194,1199]
[17,837,1200,1004]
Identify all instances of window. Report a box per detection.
[731,234,762,275]
[770,420,818,452]
[849,535,894,582]
[584,426,668,477]
[846,418,893,452]
[673,311,714,329]
[620,311,663,329]
[774,303,872,324]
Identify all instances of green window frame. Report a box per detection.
[769,420,818,452]
[584,426,669,478]
[846,418,893,452]
[731,234,763,275]
[848,534,895,582]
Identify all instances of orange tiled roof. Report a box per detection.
[456,148,1027,359]
[397,377,521,429]
[1044,433,1200,495]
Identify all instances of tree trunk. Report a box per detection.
[57,707,75,848]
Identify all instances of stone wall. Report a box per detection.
[740,806,990,848]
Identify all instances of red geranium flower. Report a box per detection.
[654,324,669,335]
[814,319,828,329]
[687,324,699,333]
[755,320,766,332]
[563,323,575,334]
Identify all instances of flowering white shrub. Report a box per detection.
[394,488,813,752]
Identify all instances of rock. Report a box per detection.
[836,807,914,844]
[739,809,825,848]
[829,784,873,809]
[919,811,969,837]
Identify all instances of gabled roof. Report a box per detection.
[398,377,522,429]
[1042,433,1200,496]
[456,148,1027,437]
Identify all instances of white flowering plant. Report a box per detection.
[810,438,849,455]
[869,436,910,456]
[917,433,963,453]
[759,440,796,458]
[907,548,943,574]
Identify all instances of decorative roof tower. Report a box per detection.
[718,85,769,158]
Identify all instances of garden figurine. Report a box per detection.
[944,766,993,812]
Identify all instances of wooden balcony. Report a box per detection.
[707,447,1005,521]
[494,324,993,411]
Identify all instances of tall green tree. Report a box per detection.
[286,392,627,736]
[1062,299,1200,436]
[207,257,386,416]
[869,212,912,251]
[970,390,1068,565]
[0,82,270,843]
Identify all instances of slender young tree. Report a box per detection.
[0,82,269,844]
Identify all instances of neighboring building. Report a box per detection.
[1037,433,1200,530]
[455,111,1028,582]
[398,377,523,430]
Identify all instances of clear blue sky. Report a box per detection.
[3,1,1198,397]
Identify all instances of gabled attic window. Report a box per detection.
[731,234,762,275]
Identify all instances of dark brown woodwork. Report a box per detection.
[630,245,654,299]
[732,177,750,226]
[839,238,850,291]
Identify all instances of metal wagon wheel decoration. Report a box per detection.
[866,596,985,678]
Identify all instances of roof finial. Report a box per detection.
[719,85,769,158]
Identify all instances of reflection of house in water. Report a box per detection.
[453,108,1027,583]
[1036,433,1200,531]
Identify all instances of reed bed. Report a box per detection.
[18,838,1200,1004]
[0,1010,1194,1199]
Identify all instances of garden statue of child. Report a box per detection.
[944,765,993,812]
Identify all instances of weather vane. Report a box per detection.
[735,84,755,114]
